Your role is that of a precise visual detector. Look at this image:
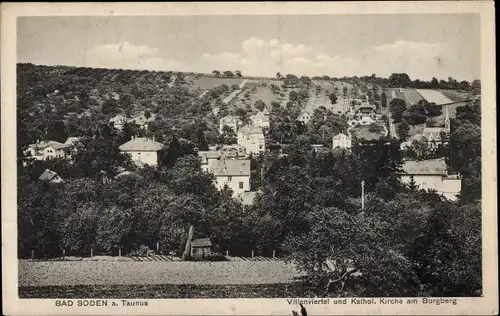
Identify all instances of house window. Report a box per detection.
[239,182,244,189]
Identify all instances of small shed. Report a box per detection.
[190,238,212,257]
[38,169,64,183]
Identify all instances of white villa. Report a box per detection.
[119,136,164,167]
[250,110,270,129]
[219,115,241,134]
[297,110,312,124]
[209,159,251,197]
[237,125,266,155]
[400,158,461,201]
[25,140,69,160]
[109,114,128,131]
[332,133,352,149]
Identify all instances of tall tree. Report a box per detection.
[389,98,407,123]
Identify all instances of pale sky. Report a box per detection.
[17,14,480,81]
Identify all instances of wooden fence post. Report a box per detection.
[90,248,93,258]
[31,250,34,261]
[226,250,229,257]
[118,247,121,257]
[251,250,254,259]
[157,242,159,252]
[62,249,65,261]
[272,250,276,259]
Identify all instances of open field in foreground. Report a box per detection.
[19,260,302,287]
[19,282,319,299]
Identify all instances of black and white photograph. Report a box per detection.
[2,2,497,316]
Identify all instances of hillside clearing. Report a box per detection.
[188,76,244,90]
[233,86,288,110]
[415,89,453,105]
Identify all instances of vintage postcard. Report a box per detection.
[1,2,497,315]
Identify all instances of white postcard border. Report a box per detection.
[2,2,497,315]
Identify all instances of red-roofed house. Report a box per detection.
[119,136,164,166]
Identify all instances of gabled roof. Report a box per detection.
[355,106,377,114]
[422,128,445,141]
[31,140,68,150]
[402,158,448,176]
[210,159,250,176]
[64,137,82,146]
[238,124,264,135]
[119,137,164,151]
[298,110,311,117]
[191,238,212,247]
[39,169,63,182]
